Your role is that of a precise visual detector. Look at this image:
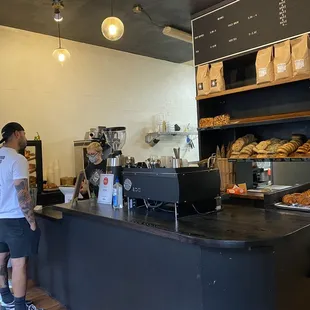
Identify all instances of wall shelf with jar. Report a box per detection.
[145,131,198,147]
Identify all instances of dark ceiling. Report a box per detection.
[0,0,223,63]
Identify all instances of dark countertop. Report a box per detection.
[34,207,63,220]
[48,200,310,249]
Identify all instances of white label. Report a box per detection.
[277,63,287,73]
[97,174,114,204]
[258,68,267,77]
[211,79,217,87]
[295,59,305,70]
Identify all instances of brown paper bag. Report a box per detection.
[291,34,310,77]
[256,46,274,84]
[274,40,293,80]
[210,62,225,93]
[196,64,210,96]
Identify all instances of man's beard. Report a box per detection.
[18,138,27,150]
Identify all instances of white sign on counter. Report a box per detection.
[97,174,114,204]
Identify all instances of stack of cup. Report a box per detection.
[160,156,173,168]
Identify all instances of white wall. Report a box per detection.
[0,26,198,177]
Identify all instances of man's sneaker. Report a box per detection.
[26,305,43,310]
[1,301,14,309]
[1,300,34,309]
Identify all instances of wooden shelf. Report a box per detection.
[145,131,197,146]
[229,157,310,163]
[147,132,197,136]
[196,75,310,101]
[199,110,310,131]
[29,168,36,174]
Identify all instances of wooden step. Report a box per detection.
[26,286,66,310]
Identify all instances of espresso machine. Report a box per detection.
[123,167,221,219]
[104,127,126,183]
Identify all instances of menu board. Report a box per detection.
[192,0,310,66]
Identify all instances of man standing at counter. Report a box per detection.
[0,123,41,310]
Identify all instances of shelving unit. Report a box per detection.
[196,55,310,160]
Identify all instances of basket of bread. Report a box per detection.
[199,114,230,128]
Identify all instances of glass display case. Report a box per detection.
[20,140,43,194]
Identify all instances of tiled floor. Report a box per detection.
[26,281,66,310]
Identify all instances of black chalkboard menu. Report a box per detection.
[192,0,310,66]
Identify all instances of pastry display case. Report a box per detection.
[20,140,44,194]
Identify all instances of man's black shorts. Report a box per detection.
[0,218,41,258]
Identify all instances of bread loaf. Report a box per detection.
[231,135,256,153]
[277,139,302,156]
[296,140,310,154]
[199,118,214,128]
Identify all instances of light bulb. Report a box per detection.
[109,24,117,36]
[52,48,71,64]
[54,12,63,22]
[58,53,65,62]
[54,8,63,22]
[101,17,124,41]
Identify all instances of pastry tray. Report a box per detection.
[43,188,59,192]
[274,202,310,213]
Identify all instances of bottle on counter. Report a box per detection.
[90,192,97,207]
[53,159,60,186]
[267,168,272,186]
[47,164,55,184]
[112,178,123,209]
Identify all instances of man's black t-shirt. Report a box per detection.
[85,160,107,196]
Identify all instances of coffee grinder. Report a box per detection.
[103,127,126,183]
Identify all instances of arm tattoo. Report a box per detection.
[14,179,35,226]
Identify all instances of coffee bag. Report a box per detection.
[196,64,210,96]
[210,62,225,93]
[291,34,310,77]
[274,40,293,80]
[256,46,274,84]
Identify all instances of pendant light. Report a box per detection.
[101,0,124,41]
[54,9,63,23]
[52,0,64,23]
[52,22,70,64]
